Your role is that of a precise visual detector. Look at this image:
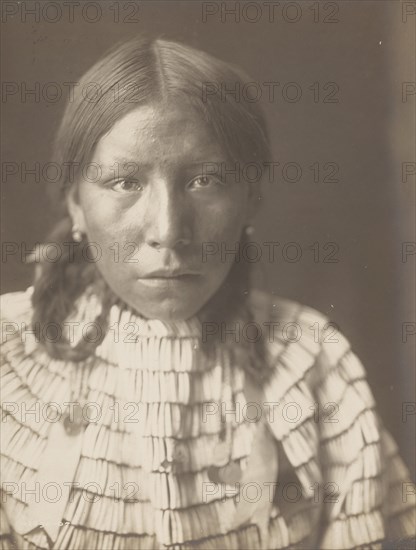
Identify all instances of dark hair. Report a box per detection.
[32,35,272,374]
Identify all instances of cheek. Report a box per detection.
[78,187,130,242]
[196,197,247,244]
[194,201,247,275]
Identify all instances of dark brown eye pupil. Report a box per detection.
[121,179,139,190]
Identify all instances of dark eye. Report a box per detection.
[111,178,143,193]
[187,175,224,190]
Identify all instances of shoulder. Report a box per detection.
[1,287,34,325]
[1,287,35,353]
[1,287,71,435]
[248,287,334,358]
[1,287,36,353]
[1,287,35,367]
[248,288,329,328]
[248,288,363,391]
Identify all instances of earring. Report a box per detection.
[244,225,255,237]
[72,224,83,243]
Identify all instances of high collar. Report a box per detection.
[65,283,251,340]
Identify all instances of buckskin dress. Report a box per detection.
[0,286,414,550]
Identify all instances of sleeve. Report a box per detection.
[0,290,33,550]
[312,322,415,549]
[0,503,14,550]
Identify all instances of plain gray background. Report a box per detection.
[1,0,415,475]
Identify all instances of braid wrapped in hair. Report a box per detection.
[31,217,118,361]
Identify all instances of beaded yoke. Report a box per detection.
[0,287,414,549]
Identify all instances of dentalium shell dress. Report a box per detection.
[0,286,415,549]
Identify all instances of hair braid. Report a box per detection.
[31,218,117,361]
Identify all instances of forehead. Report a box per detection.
[94,103,223,163]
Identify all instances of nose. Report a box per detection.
[144,180,192,250]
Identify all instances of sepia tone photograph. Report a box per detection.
[1,1,415,549]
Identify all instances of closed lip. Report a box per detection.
[141,270,200,279]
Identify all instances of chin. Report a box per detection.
[128,296,204,322]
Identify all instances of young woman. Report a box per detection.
[1,36,414,550]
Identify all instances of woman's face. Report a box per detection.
[68,102,257,321]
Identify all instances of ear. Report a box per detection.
[66,184,87,234]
